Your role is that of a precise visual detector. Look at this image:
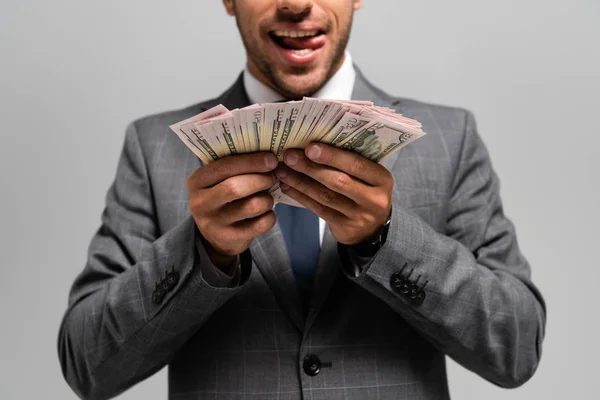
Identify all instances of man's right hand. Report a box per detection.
[187,152,279,269]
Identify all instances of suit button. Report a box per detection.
[390,272,404,291]
[400,281,412,295]
[152,288,164,305]
[413,289,426,306]
[161,279,171,291]
[166,271,179,286]
[409,286,420,299]
[303,355,321,376]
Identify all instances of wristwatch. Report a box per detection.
[351,213,392,257]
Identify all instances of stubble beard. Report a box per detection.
[235,14,353,100]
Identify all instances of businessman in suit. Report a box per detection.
[58,0,546,399]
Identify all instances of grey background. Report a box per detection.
[1,0,598,399]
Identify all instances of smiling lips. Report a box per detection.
[269,29,327,64]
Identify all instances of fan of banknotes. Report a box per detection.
[170,98,426,206]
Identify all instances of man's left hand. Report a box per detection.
[275,142,393,246]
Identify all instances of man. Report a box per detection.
[58,1,546,399]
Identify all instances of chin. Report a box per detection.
[274,68,330,98]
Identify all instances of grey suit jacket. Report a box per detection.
[58,70,546,400]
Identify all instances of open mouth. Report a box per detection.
[268,29,327,64]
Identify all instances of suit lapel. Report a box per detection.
[304,225,340,332]
[304,67,403,333]
[196,70,405,333]
[205,74,306,331]
[250,227,305,331]
[352,67,404,170]
[216,73,252,111]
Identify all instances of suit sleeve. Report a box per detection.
[344,110,546,388]
[197,238,243,288]
[57,122,251,400]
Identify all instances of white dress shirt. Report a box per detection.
[243,51,357,245]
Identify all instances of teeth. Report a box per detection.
[273,30,319,38]
[291,49,312,55]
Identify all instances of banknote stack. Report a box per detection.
[170,98,426,206]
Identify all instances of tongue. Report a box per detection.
[278,34,326,50]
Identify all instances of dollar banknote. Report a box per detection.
[170,97,426,207]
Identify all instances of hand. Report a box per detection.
[275,143,393,246]
[187,152,279,268]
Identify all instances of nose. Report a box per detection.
[277,0,313,15]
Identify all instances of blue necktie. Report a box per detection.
[274,203,320,300]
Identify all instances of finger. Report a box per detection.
[280,151,373,204]
[220,192,275,224]
[211,172,276,205]
[276,165,356,216]
[188,152,278,189]
[235,210,277,240]
[279,183,346,224]
[303,143,392,187]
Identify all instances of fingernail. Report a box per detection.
[284,151,299,166]
[264,153,277,169]
[306,144,321,160]
[280,183,290,191]
[275,168,287,179]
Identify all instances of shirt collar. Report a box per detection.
[243,51,356,104]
